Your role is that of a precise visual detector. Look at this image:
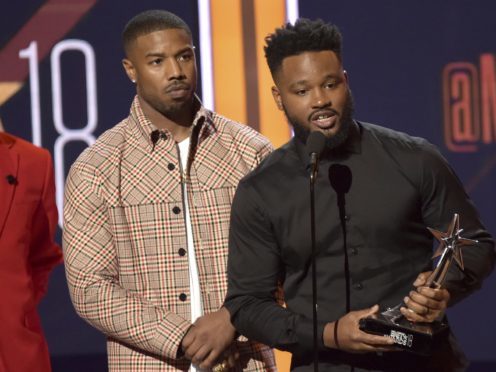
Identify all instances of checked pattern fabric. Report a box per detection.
[63,96,276,371]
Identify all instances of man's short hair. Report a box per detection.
[264,18,343,77]
[122,10,192,55]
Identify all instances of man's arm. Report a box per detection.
[181,307,236,369]
[180,139,274,369]
[28,149,62,303]
[419,143,495,305]
[63,163,191,360]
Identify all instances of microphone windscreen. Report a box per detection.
[306,131,326,155]
[329,164,352,194]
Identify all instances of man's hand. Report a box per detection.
[181,307,237,370]
[400,271,450,323]
[323,305,395,353]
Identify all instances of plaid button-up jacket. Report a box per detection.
[63,96,276,371]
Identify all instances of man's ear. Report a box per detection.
[343,69,349,84]
[122,58,136,83]
[271,86,283,111]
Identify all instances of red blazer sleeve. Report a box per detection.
[29,150,63,303]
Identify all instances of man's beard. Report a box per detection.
[284,89,355,150]
[152,97,191,118]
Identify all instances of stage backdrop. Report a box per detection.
[1,1,495,371]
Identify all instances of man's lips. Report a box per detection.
[165,83,190,98]
[309,110,338,129]
[165,83,190,93]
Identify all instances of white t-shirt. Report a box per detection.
[177,137,203,324]
[178,138,204,372]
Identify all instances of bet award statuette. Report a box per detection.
[359,213,477,355]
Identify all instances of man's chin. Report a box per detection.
[315,126,339,139]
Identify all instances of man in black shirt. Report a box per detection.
[224,19,495,371]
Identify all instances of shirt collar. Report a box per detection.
[293,120,362,168]
[129,94,215,150]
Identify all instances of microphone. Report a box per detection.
[329,164,352,200]
[6,174,17,185]
[150,130,161,146]
[328,164,353,313]
[306,131,326,182]
[150,130,167,151]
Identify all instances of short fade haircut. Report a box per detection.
[122,10,192,55]
[264,18,343,77]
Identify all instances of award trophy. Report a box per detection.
[359,214,477,355]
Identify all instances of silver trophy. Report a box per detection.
[359,213,477,355]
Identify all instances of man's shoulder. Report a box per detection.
[241,140,294,184]
[1,132,49,159]
[211,112,271,150]
[70,119,129,177]
[360,121,431,151]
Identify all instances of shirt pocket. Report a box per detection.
[108,202,188,296]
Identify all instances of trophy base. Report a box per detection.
[359,307,449,356]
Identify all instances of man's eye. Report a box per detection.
[325,80,339,89]
[150,59,162,65]
[296,90,307,96]
[178,54,192,62]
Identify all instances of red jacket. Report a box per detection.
[0,132,62,372]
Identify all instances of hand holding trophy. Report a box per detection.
[359,213,477,355]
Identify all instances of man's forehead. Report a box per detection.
[136,28,191,44]
[129,28,193,55]
[276,51,342,83]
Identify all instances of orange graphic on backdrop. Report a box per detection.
[443,54,496,152]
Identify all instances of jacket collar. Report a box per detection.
[128,95,215,151]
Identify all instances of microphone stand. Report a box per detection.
[306,131,325,372]
[309,153,319,372]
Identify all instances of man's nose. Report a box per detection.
[166,58,184,79]
[311,89,331,108]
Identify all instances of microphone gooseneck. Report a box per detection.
[306,131,326,183]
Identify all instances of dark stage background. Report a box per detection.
[1,1,495,371]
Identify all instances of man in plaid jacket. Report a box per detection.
[63,10,275,371]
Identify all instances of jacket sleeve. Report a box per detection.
[419,142,495,305]
[224,180,327,356]
[28,149,63,304]
[63,162,191,360]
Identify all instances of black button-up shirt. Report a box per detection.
[225,121,495,371]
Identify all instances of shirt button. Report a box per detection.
[179,293,187,301]
[178,248,186,256]
[172,206,181,214]
[353,282,363,290]
[350,247,358,255]
[167,163,175,171]
[344,215,350,221]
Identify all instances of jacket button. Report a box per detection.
[179,293,187,301]
[173,206,181,214]
[350,247,358,255]
[178,248,186,256]
[167,163,175,171]
[353,282,363,290]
